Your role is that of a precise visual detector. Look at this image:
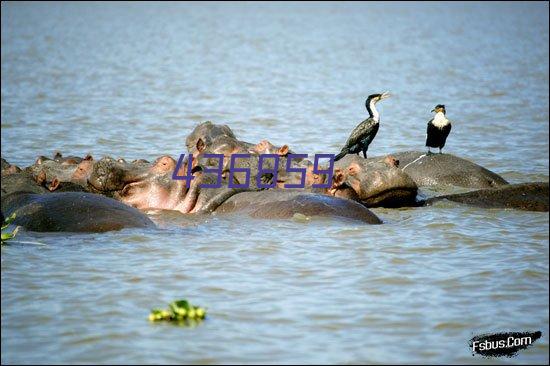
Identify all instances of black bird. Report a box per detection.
[425,104,452,154]
[334,92,390,161]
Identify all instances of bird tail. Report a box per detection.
[334,149,348,162]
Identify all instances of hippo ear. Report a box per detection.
[384,155,399,168]
[36,170,47,185]
[53,151,62,159]
[84,154,93,161]
[253,140,269,154]
[36,156,47,165]
[277,145,289,156]
[49,178,60,192]
[196,138,206,153]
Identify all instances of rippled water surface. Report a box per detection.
[1,2,549,364]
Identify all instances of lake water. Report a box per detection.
[1,2,549,364]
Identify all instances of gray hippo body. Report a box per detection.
[424,182,549,212]
[215,190,382,224]
[1,191,156,232]
[1,171,48,196]
[386,151,508,189]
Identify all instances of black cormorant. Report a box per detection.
[426,104,451,154]
[334,92,390,161]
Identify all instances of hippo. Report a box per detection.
[385,151,508,189]
[215,190,382,224]
[1,156,155,232]
[423,182,549,212]
[1,191,156,232]
[24,154,94,192]
[185,121,237,156]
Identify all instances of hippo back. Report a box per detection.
[2,192,155,232]
[216,190,382,224]
[391,151,508,189]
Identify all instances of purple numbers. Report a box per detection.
[173,153,335,189]
[312,154,335,189]
[199,154,224,188]
[172,154,195,188]
[228,153,251,188]
[256,154,279,188]
[284,154,308,188]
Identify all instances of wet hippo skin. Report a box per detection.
[423,182,549,212]
[1,192,156,232]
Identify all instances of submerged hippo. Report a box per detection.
[215,190,382,224]
[387,151,508,188]
[1,191,155,232]
[24,153,95,192]
[424,182,549,212]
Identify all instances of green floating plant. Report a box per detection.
[149,299,207,324]
[1,213,19,245]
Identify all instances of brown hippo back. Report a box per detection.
[2,192,156,232]
[425,182,549,212]
[215,190,382,224]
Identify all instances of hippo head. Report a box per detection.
[330,155,418,207]
[185,121,236,156]
[25,154,93,192]
[88,155,208,213]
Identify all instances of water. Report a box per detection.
[1,2,549,364]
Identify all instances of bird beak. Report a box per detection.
[431,109,435,112]
[380,91,390,100]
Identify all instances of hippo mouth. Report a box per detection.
[89,171,149,194]
[329,184,418,208]
[361,186,418,208]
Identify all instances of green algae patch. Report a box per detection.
[149,299,207,325]
[1,213,19,245]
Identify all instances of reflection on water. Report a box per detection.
[1,2,549,364]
